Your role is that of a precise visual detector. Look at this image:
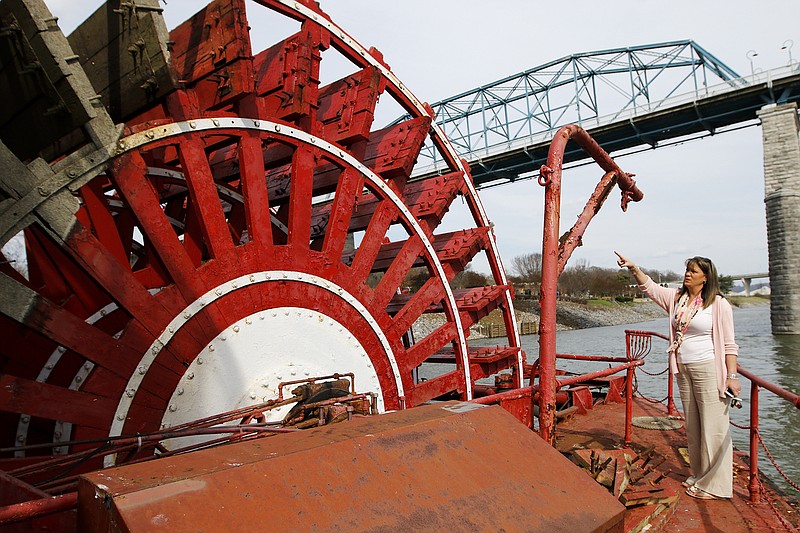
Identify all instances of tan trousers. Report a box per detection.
[677,359,733,498]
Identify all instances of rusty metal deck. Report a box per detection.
[79,402,624,532]
[554,397,799,532]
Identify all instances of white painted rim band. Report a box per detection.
[109,270,405,439]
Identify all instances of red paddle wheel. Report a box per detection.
[0,0,521,472]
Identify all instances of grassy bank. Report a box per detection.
[727,295,770,308]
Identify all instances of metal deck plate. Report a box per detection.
[78,402,625,532]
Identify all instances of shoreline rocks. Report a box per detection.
[548,299,665,330]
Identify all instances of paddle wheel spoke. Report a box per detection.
[372,235,425,311]
[110,152,198,296]
[320,168,364,269]
[177,137,235,259]
[238,134,273,250]
[0,275,135,378]
[181,199,207,267]
[0,375,117,431]
[349,201,397,284]
[287,146,315,255]
[79,180,128,266]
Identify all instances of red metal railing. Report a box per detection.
[473,354,644,444]
[554,353,648,445]
[736,365,800,503]
[0,493,77,526]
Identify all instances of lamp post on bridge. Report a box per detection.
[782,40,794,66]
[746,50,759,77]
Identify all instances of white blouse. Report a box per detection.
[678,305,715,363]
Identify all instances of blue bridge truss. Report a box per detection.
[402,40,800,188]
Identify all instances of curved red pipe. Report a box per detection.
[537,125,643,444]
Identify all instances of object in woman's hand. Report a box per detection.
[725,389,743,409]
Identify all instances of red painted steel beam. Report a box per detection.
[0,492,77,526]
[537,125,643,445]
[748,383,761,502]
[371,235,424,310]
[557,170,616,274]
[471,385,538,405]
[387,278,445,337]
[554,361,642,388]
[556,353,629,362]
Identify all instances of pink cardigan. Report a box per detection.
[638,276,739,397]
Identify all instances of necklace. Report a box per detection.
[667,292,704,355]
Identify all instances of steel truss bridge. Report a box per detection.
[403,40,800,188]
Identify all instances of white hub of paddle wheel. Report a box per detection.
[158,306,385,448]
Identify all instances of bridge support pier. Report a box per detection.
[742,278,752,297]
[758,102,800,334]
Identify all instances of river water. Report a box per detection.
[472,304,800,496]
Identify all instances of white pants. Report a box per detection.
[677,359,733,498]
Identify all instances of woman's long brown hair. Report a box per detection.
[679,256,722,308]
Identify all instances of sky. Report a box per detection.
[46,0,800,278]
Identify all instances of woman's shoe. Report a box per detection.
[681,476,696,488]
[685,485,720,500]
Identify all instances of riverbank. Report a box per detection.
[411,295,771,340]
[511,294,770,331]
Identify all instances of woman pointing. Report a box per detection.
[615,252,740,500]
